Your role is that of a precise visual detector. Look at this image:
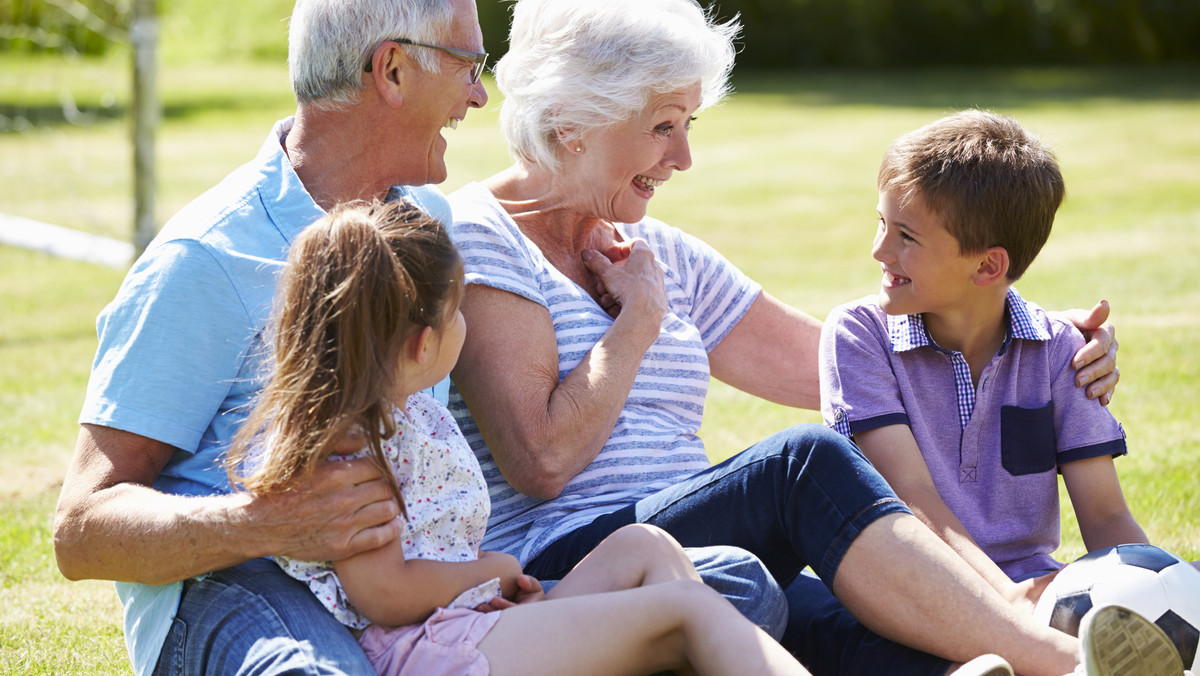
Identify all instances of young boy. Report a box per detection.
[819,109,1150,602]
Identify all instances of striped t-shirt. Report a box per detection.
[447,182,762,565]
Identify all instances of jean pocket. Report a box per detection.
[1000,403,1057,476]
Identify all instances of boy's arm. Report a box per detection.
[854,424,1042,613]
[334,537,523,627]
[1060,455,1148,551]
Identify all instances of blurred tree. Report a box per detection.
[689,0,1200,67]
[0,0,128,55]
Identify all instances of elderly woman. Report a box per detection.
[448,1,1118,674]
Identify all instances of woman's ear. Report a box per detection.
[554,126,583,155]
[973,247,1011,287]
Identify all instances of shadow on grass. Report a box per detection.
[731,65,1200,108]
[0,95,293,133]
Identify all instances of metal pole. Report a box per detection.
[131,0,158,259]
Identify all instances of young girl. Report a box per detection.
[228,200,808,676]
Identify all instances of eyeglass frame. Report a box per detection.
[364,38,488,83]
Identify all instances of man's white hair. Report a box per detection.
[288,0,456,110]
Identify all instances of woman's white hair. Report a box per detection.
[496,0,740,172]
[288,0,456,110]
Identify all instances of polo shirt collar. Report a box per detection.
[255,117,422,246]
[887,287,1050,355]
[257,117,326,246]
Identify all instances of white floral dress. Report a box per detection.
[275,392,500,630]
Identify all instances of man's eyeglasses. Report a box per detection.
[365,38,488,84]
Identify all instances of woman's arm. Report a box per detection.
[1061,455,1148,552]
[707,292,823,410]
[335,540,524,627]
[451,242,667,499]
[709,297,1118,412]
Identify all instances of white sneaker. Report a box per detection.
[1078,603,1183,676]
[950,654,1014,676]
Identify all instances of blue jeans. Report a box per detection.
[686,545,788,639]
[524,423,949,676]
[785,570,950,676]
[154,558,373,675]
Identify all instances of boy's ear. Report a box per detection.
[972,247,1010,287]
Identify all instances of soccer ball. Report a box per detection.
[1033,544,1200,670]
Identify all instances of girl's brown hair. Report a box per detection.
[228,200,462,514]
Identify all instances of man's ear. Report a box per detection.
[365,41,408,108]
[973,247,1010,287]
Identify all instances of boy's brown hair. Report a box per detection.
[877,109,1064,281]
[228,200,462,514]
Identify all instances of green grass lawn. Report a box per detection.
[2,56,1198,673]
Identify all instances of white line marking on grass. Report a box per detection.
[0,213,132,269]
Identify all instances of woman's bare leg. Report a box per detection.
[479,579,809,676]
[832,513,1079,676]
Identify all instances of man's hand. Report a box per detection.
[242,456,403,563]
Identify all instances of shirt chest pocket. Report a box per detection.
[1000,403,1057,476]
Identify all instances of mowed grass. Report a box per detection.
[2,56,1198,673]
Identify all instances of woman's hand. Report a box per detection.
[581,239,667,326]
[1061,300,1119,405]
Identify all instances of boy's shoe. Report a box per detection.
[1078,603,1183,676]
[949,654,1014,676]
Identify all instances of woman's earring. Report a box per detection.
[574,146,583,153]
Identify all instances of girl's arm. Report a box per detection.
[334,535,524,627]
[1060,455,1148,551]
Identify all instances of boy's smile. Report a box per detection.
[872,190,980,320]
[881,269,911,288]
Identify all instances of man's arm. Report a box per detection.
[53,424,403,585]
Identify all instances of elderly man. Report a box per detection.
[52,0,488,672]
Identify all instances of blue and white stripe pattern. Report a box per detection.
[887,287,1051,430]
[446,183,761,564]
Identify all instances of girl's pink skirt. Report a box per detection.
[358,607,502,676]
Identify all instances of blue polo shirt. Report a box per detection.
[79,118,451,675]
[819,288,1126,581]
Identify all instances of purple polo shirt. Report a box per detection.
[820,288,1126,580]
